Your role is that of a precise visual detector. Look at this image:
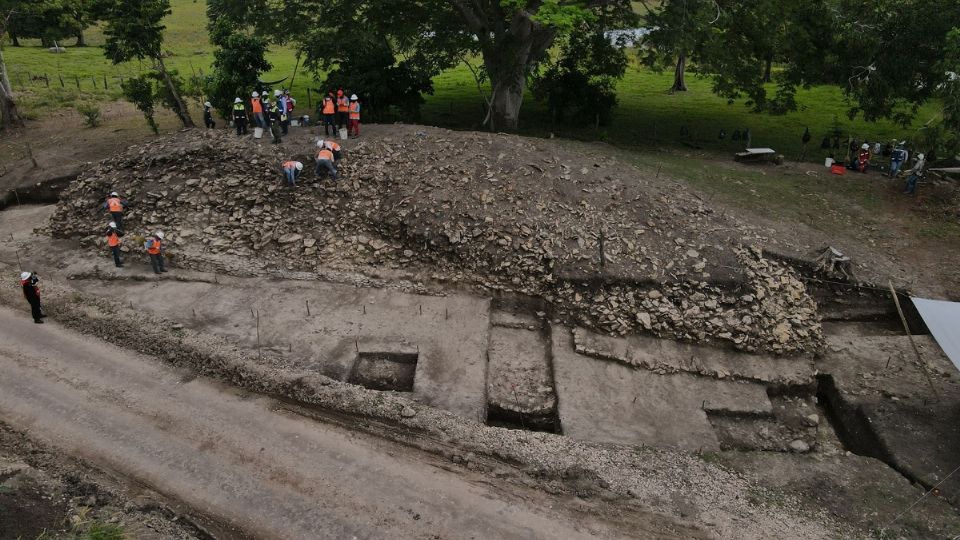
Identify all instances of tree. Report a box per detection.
[121,75,159,134]
[101,0,194,128]
[532,22,628,128]
[639,0,718,92]
[7,0,82,47]
[204,19,271,119]
[0,9,24,129]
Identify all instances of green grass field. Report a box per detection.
[3,0,937,162]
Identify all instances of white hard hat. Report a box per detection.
[252,91,259,98]
[204,101,212,107]
[861,143,869,150]
[295,162,303,171]
[155,231,164,239]
[110,191,118,197]
[316,139,325,147]
[274,89,282,97]
[350,94,358,100]
[20,271,31,281]
[109,221,117,228]
[917,153,924,160]
[899,140,906,145]
[234,97,242,104]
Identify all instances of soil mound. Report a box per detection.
[50,126,822,353]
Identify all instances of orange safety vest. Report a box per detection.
[322,99,335,114]
[147,238,162,255]
[282,160,298,170]
[107,231,120,247]
[348,102,360,120]
[251,99,263,113]
[337,96,349,112]
[316,149,334,161]
[107,197,123,212]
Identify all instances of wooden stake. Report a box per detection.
[256,309,262,362]
[305,300,311,316]
[888,281,938,398]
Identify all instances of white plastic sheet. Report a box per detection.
[913,297,960,372]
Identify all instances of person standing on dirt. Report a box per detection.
[233,98,248,136]
[315,142,338,180]
[105,222,124,268]
[268,101,283,144]
[348,94,361,138]
[203,101,216,129]
[251,92,265,128]
[102,191,128,230]
[336,89,349,131]
[321,97,336,137]
[889,141,907,177]
[20,271,45,324]
[856,143,870,173]
[281,160,303,187]
[145,231,166,274]
[903,153,926,195]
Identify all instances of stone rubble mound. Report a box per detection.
[50,127,822,353]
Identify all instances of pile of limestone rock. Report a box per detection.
[50,127,822,354]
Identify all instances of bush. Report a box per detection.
[76,103,102,128]
[85,522,125,540]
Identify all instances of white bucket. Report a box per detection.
[291,119,300,127]
[824,157,834,168]
[253,127,264,139]
[339,127,348,140]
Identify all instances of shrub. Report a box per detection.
[76,103,102,128]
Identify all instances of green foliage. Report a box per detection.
[76,101,101,127]
[102,0,171,63]
[120,74,158,133]
[5,0,86,46]
[151,68,190,116]
[532,26,627,127]
[203,20,271,118]
[640,0,716,73]
[84,522,125,540]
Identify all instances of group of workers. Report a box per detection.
[99,192,167,274]
[201,88,362,145]
[841,139,928,195]
[280,138,343,187]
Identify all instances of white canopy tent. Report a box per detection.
[913,297,960,372]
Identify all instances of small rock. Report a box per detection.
[400,406,416,418]
[789,439,810,453]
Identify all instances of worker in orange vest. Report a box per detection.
[315,141,338,180]
[251,91,264,128]
[101,191,128,230]
[105,221,124,267]
[321,97,336,136]
[317,138,342,161]
[348,94,361,138]
[144,231,166,274]
[281,160,303,187]
[336,89,349,130]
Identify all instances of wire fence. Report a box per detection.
[8,68,209,94]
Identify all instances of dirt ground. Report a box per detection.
[2,111,959,539]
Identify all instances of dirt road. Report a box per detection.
[0,306,648,539]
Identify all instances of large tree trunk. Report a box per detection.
[485,63,526,132]
[10,32,19,47]
[156,56,195,128]
[0,47,24,129]
[76,29,86,47]
[671,53,688,92]
[762,52,773,83]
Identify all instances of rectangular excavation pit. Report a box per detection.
[348,351,419,392]
[486,404,562,434]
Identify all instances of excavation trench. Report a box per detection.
[0,175,72,211]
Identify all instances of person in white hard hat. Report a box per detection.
[315,142,338,181]
[856,143,871,173]
[105,221,124,268]
[232,97,248,136]
[20,271,45,323]
[102,191,128,230]
[203,101,215,129]
[348,94,361,138]
[903,153,926,195]
[251,91,265,128]
[281,160,304,187]
[317,138,342,161]
[145,231,167,274]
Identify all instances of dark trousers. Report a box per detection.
[110,211,123,230]
[150,253,165,273]
[270,123,282,144]
[204,113,215,128]
[324,114,336,135]
[28,298,42,322]
[111,246,123,267]
[235,117,248,135]
[336,111,348,129]
[281,118,290,135]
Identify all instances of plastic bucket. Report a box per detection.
[291,119,300,127]
[824,157,834,168]
[339,127,348,140]
[253,127,264,139]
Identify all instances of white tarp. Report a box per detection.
[913,297,960,372]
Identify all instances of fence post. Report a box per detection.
[103,74,108,89]
[43,74,49,88]
[307,88,312,110]
[92,76,97,89]
[75,75,80,90]
[58,73,64,87]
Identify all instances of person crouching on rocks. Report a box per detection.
[145,231,167,274]
[106,221,124,267]
[317,138,342,162]
[282,160,304,187]
[20,271,46,324]
[314,142,338,181]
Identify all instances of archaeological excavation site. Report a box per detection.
[2,126,959,539]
